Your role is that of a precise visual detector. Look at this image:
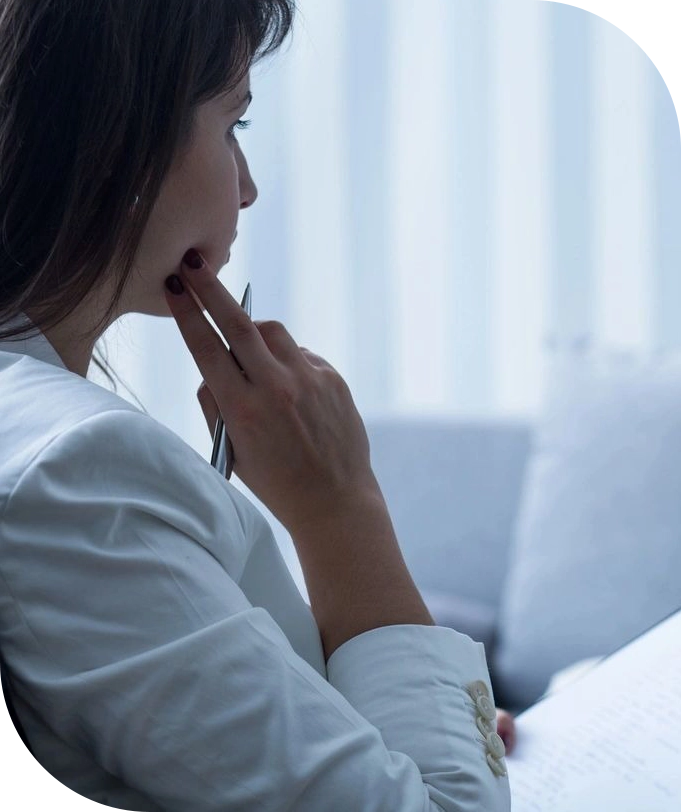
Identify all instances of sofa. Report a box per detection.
[255,350,681,714]
[364,415,533,709]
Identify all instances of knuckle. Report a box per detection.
[256,319,286,335]
[270,381,297,409]
[232,399,255,424]
[192,336,223,365]
[324,367,350,394]
[225,313,253,342]
[257,320,291,346]
[231,398,260,431]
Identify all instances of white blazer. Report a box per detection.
[0,315,511,811]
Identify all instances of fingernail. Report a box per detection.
[165,275,184,295]
[182,248,204,270]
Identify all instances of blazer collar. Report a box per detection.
[0,312,67,370]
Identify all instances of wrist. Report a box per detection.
[286,475,388,544]
[288,483,435,659]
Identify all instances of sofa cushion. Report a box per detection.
[495,351,681,710]
[365,417,532,613]
[419,587,498,652]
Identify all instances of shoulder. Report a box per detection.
[12,408,252,534]
[0,350,143,469]
[0,358,265,572]
[1,350,207,488]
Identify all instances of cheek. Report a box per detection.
[190,174,240,266]
[152,162,239,262]
[179,146,240,228]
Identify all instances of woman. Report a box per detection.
[0,1,513,809]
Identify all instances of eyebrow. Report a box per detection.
[229,90,253,112]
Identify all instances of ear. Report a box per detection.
[196,381,220,437]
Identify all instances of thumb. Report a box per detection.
[197,381,220,437]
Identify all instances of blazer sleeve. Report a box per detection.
[0,408,511,812]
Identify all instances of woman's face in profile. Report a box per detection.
[125,72,257,317]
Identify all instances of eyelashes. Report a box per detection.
[228,119,252,139]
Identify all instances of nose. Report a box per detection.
[236,145,258,210]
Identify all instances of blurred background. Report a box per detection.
[98,0,681,448]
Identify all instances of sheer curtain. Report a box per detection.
[98,0,681,461]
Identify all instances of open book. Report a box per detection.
[506,608,681,811]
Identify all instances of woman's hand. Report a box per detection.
[166,249,435,659]
[164,252,379,537]
[196,380,220,437]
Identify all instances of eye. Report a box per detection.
[227,118,252,140]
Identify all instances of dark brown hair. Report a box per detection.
[0,0,295,388]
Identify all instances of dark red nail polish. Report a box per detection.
[165,275,184,295]
[182,248,204,269]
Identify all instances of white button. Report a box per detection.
[487,753,507,777]
[476,695,496,721]
[486,731,506,760]
[476,715,493,738]
[467,680,490,700]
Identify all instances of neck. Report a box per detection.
[24,305,115,378]
[24,279,122,377]
[23,312,94,376]
[45,325,97,377]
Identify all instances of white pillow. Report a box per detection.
[495,350,681,710]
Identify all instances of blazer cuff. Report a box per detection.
[327,624,495,768]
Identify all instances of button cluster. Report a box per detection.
[466,680,507,777]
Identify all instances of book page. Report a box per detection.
[506,610,681,811]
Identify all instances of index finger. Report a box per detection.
[178,251,275,381]
[164,272,251,398]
